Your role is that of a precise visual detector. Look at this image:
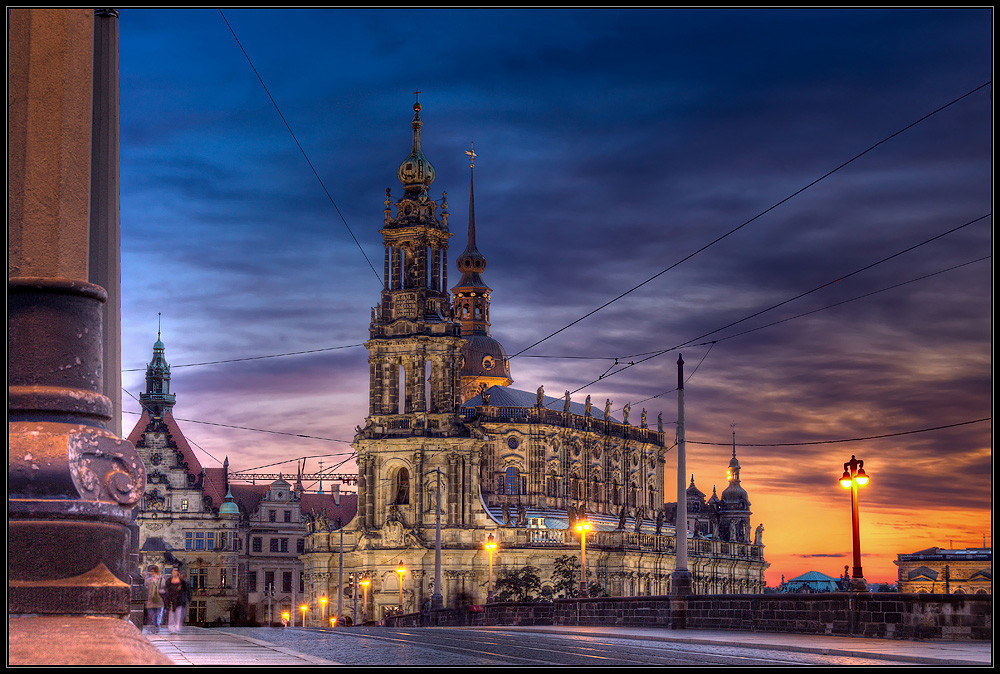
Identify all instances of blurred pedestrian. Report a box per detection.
[164,567,189,633]
[144,565,164,633]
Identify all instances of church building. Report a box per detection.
[301,97,768,621]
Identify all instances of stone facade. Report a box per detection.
[129,336,353,626]
[894,547,991,595]
[301,98,768,621]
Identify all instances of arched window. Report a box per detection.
[500,467,521,495]
[398,364,406,414]
[648,485,656,509]
[612,479,620,506]
[424,360,432,412]
[393,467,410,505]
[570,472,581,501]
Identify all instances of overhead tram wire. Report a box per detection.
[119,251,989,392]
[608,253,990,404]
[681,254,991,349]
[218,9,380,284]
[568,212,991,395]
[121,342,365,372]
[508,80,993,362]
[688,417,991,447]
[121,387,356,444]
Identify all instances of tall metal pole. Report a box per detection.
[432,469,443,609]
[850,478,862,581]
[671,354,692,596]
[338,524,344,621]
[353,571,358,625]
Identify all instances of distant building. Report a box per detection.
[129,334,355,625]
[894,547,992,594]
[776,570,845,593]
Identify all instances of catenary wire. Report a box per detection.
[508,81,992,360]
[568,213,990,394]
[218,9,380,283]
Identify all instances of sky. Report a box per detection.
[116,8,992,587]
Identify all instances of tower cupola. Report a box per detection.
[139,316,176,419]
[397,94,436,194]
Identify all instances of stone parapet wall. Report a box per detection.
[386,592,990,640]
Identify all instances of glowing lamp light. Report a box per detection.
[484,533,497,552]
[840,471,853,488]
[855,468,869,486]
[575,520,592,534]
[281,610,290,622]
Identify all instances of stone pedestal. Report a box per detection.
[670,569,693,629]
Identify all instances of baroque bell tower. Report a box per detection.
[364,94,465,423]
[352,95,487,550]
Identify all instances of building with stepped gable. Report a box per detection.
[128,334,354,625]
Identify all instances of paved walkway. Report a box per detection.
[142,627,340,665]
[142,625,991,667]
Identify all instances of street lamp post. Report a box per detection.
[395,561,407,614]
[839,455,870,592]
[485,533,497,603]
[575,517,592,598]
[300,603,308,627]
[320,595,327,627]
[360,578,370,624]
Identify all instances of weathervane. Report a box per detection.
[465,142,477,169]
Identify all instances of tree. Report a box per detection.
[550,555,609,598]
[493,565,542,603]
[551,555,580,598]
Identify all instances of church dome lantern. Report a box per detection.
[397,97,435,190]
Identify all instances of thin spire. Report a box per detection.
[157,312,161,341]
[466,142,477,251]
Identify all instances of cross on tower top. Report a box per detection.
[465,142,477,169]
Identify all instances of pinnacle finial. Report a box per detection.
[413,89,421,112]
[466,141,477,169]
[157,312,161,340]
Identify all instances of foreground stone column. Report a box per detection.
[8,7,144,620]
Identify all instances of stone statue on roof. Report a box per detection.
[604,399,612,420]
[585,395,592,417]
[755,523,764,546]
[634,506,644,532]
[517,502,526,526]
[563,390,571,412]
[618,503,627,530]
[641,408,647,428]
[536,385,544,407]
[658,412,663,433]
[655,509,663,536]
[623,403,631,425]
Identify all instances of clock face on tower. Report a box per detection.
[482,355,495,371]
